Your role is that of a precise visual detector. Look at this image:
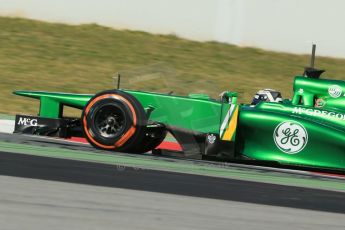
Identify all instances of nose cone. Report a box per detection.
[13,90,43,99]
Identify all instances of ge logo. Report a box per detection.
[273,121,308,154]
[328,85,343,98]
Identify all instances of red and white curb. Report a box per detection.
[67,136,182,151]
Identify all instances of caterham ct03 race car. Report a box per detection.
[13,47,345,171]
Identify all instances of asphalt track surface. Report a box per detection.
[1,150,345,213]
[1,176,345,230]
[0,131,345,229]
[2,176,345,230]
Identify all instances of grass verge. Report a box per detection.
[0,17,344,115]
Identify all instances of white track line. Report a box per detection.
[0,120,15,134]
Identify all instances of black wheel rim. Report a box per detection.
[93,104,127,139]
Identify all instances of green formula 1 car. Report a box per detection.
[13,47,345,171]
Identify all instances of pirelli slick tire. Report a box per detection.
[81,90,147,152]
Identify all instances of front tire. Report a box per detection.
[81,90,147,152]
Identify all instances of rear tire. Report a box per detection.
[81,90,147,152]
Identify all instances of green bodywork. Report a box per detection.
[14,75,345,170]
[14,90,236,134]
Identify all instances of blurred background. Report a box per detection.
[0,0,345,116]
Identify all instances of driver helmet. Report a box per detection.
[251,89,283,105]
